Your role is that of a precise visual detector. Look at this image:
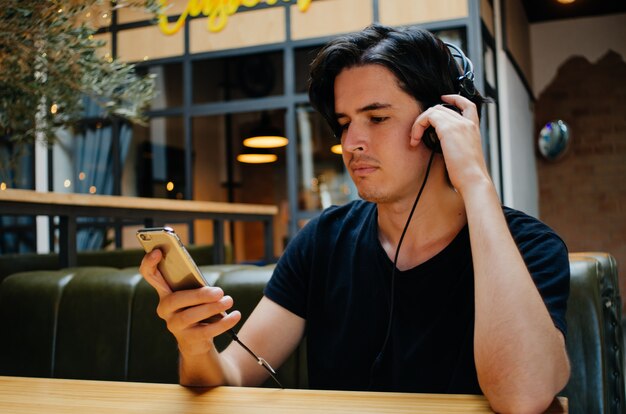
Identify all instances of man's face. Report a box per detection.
[334,64,424,204]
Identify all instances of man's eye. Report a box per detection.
[339,122,350,131]
[371,116,388,124]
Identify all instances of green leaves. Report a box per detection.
[0,0,162,146]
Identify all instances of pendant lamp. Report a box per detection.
[237,147,278,164]
[243,111,288,149]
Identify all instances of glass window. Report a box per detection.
[123,116,186,199]
[136,62,184,110]
[483,41,496,92]
[192,110,288,262]
[295,46,321,94]
[192,115,228,204]
[192,51,284,104]
[296,104,356,212]
[232,109,288,261]
[433,28,467,56]
[53,120,116,196]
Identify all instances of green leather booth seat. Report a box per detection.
[562,252,624,414]
[0,252,623,411]
[0,264,307,389]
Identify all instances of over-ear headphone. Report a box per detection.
[445,42,476,99]
[421,42,476,153]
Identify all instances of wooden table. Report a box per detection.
[0,376,567,413]
[0,189,278,266]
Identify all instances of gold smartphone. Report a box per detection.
[136,227,209,291]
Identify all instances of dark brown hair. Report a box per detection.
[308,24,490,137]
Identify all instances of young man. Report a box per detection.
[140,24,570,413]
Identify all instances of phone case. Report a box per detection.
[136,227,209,291]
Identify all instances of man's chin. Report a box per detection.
[357,189,390,204]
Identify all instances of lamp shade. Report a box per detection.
[243,135,288,148]
[244,111,288,148]
[331,144,342,154]
[236,147,277,164]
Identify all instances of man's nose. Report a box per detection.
[342,124,367,153]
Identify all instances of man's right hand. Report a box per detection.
[138,249,242,357]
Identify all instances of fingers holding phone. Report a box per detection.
[159,286,239,329]
[136,227,283,387]
[159,288,242,355]
[136,227,242,348]
[139,249,172,299]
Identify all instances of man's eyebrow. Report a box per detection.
[335,102,392,119]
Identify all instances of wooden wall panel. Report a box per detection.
[190,7,286,53]
[379,0,468,26]
[290,0,372,41]
[118,26,184,62]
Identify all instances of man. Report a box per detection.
[140,24,570,413]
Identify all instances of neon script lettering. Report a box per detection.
[158,0,312,35]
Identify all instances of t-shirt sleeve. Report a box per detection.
[263,216,318,319]
[506,208,570,337]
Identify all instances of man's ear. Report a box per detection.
[410,120,427,148]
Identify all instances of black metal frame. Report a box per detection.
[27,0,499,252]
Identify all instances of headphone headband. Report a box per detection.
[444,42,476,98]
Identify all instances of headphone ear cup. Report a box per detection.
[458,75,476,99]
[421,104,461,153]
[422,126,442,153]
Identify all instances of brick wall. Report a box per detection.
[535,51,626,312]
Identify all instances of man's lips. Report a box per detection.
[350,163,378,176]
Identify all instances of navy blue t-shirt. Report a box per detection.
[264,200,569,394]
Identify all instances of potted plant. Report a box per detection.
[0,0,161,170]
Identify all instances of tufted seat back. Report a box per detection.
[0,264,306,388]
[562,252,624,414]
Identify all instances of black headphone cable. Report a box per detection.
[367,150,436,390]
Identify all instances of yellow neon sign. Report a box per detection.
[158,0,313,35]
